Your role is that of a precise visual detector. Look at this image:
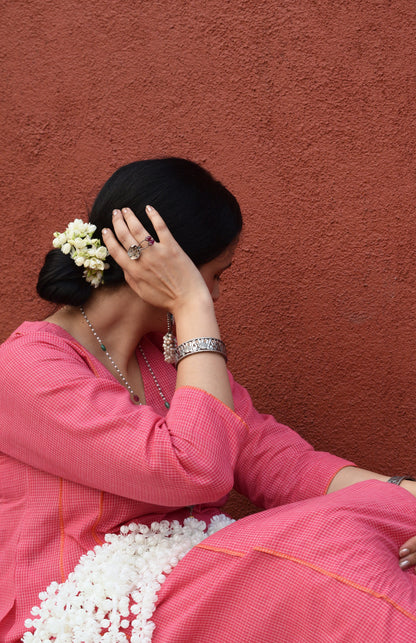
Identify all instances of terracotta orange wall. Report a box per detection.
[1,2,415,484]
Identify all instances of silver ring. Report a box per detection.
[127,236,155,260]
[127,245,142,260]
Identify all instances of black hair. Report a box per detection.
[37,158,242,306]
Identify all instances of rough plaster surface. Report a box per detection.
[1,2,415,513]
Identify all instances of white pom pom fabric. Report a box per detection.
[23,514,234,642]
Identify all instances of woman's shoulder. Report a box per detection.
[1,320,75,348]
[0,320,89,365]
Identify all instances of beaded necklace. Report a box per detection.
[80,306,170,408]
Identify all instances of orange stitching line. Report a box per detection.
[253,547,416,622]
[91,491,105,545]
[323,464,358,495]
[196,544,245,557]
[58,478,66,582]
[78,348,106,546]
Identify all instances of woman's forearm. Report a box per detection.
[173,294,234,410]
[327,465,416,498]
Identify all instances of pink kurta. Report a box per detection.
[0,321,415,641]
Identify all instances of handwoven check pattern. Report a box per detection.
[153,481,416,641]
[0,321,415,641]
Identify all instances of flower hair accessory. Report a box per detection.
[53,219,110,288]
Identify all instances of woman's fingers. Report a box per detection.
[102,227,130,269]
[399,535,416,569]
[110,205,176,250]
[145,205,178,245]
[103,207,156,267]
[102,205,209,310]
[113,208,149,250]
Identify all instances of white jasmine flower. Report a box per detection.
[52,219,109,287]
[70,219,86,233]
[74,237,87,249]
[96,246,108,260]
[88,258,101,270]
[52,233,67,247]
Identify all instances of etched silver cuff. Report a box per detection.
[387,475,416,486]
[175,337,227,366]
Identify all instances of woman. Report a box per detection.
[1,158,415,642]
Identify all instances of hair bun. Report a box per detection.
[36,249,92,306]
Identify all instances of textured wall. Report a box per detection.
[1,2,415,503]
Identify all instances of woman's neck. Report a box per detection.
[46,286,165,371]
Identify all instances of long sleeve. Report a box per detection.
[229,372,354,507]
[0,322,353,513]
[0,324,248,506]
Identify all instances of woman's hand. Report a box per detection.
[102,206,211,314]
[399,535,416,570]
[103,205,233,409]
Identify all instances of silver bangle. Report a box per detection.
[175,337,227,366]
[387,475,416,486]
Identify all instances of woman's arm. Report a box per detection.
[222,373,355,508]
[326,465,389,491]
[0,331,246,506]
[103,206,234,409]
[327,465,416,499]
